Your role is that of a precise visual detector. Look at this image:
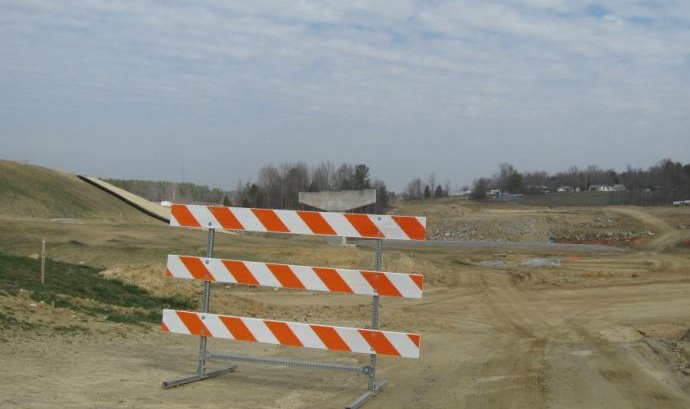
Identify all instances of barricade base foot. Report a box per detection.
[162,366,237,389]
[345,380,387,409]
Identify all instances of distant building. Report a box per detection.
[588,184,614,192]
[556,186,574,193]
[526,185,550,194]
[588,184,625,192]
[298,189,376,212]
[449,189,471,198]
[496,192,524,201]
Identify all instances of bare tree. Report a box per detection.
[280,162,310,209]
[311,161,335,191]
[405,178,424,199]
[334,163,355,190]
[427,172,436,198]
[258,164,282,208]
[470,178,490,200]
[495,163,516,192]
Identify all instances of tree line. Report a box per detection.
[236,162,391,212]
[105,179,229,204]
[404,172,452,200]
[469,159,690,199]
[106,161,391,212]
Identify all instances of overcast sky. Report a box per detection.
[1,1,689,191]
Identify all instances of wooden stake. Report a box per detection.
[40,240,46,285]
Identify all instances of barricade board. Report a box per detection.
[170,204,426,241]
[162,309,421,358]
[161,204,426,407]
[166,255,424,298]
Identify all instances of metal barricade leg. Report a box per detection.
[163,228,236,388]
[346,239,386,408]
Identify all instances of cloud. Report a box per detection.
[1,0,689,189]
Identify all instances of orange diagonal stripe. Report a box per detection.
[361,271,402,297]
[264,321,303,347]
[179,256,214,281]
[267,263,305,289]
[221,260,259,286]
[176,311,210,336]
[311,325,351,352]
[411,274,424,291]
[408,334,421,348]
[219,316,257,342]
[252,209,290,232]
[392,216,426,240]
[344,214,384,238]
[358,329,401,356]
[171,204,200,227]
[313,267,353,293]
[209,206,244,230]
[297,211,336,235]
[161,322,170,332]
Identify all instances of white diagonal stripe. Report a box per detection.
[383,331,420,359]
[242,318,279,344]
[162,309,190,334]
[335,327,371,354]
[387,273,423,299]
[205,257,234,282]
[291,265,328,292]
[231,207,267,232]
[288,322,326,350]
[245,261,282,288]
[373,215,407,240]
[188,206,216,228]
[167,255,193,279]
[202,314,233,339]
[275,210,311,235]
[320,212,359,238]
[338,269,374,296]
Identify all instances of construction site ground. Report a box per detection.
[1,164,689,408]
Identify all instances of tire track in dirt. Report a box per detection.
[611,207,685,251]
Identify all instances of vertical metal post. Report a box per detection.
[197,228,215,375]
[40,240,46,285]
[368,239,383,392]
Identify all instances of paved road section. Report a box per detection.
[356,239,624,252]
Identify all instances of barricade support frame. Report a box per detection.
[163,228,237,388]
[161,204,424,408]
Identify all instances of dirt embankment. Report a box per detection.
[2,195,690,408]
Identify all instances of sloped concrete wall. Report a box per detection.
[298,189,376,212]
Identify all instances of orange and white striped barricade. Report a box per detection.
[161,205,426,408]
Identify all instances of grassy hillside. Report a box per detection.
[0,252,193,325]
[0,160,154,222]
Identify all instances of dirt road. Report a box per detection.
[1,203,689,408]
[357,239,623,252]
[611,207,685,251]
[3,267,689,409]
